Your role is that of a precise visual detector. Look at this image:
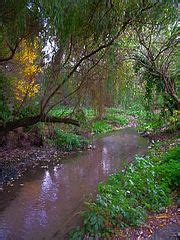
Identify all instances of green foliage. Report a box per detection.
[155,161,180,189]
[163,146,180,162]
[106,108,122,115]
[166,110,180,131]
[137,108,179,133]
[92,120,112,134]
[133,7,179,114]
[155,146,180,188]
[0,0,178,135]
[49,128,88,151]
[0,74,12,122]
[105,113,128,125]
[50,107,130,136]
[70,151,174,238]
[69,227,84,240]
[137,116,163,132]
[0,0,40,47]
[50,107,72,117]
[90,108,129,134]
[125,103,147,117]
[40,0,159,45]
[84,109,95,120]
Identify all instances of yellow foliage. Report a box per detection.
[14,39,41,101]
[16,79,40,101]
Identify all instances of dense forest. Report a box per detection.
[0,0,179,239]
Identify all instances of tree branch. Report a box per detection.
[0,39,22,63]
[0,115,79,136]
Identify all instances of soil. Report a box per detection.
[114,205,180,240]
[146,128,179,142]
[0,145,84,190]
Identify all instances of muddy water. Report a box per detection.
[0,128,148,240]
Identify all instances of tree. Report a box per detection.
[0,0,176,135]
[0,0,40,63]
[132,5,179,112]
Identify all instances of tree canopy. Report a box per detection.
[0,0,179,134]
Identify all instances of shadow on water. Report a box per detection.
[0,128,149,240]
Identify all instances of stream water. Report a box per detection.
[0,128,148,240]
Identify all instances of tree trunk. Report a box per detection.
[0,115,80,136]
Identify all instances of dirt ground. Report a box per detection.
[113,205,179,240]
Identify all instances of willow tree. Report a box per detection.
[0,0,174,135]
[132,3,179,112]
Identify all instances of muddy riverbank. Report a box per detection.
[0,118,138,190]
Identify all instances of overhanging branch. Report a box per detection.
[0,115,79,136]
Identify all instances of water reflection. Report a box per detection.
[0,128,148,240]
[102,146,111,174]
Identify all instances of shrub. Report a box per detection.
[84,108,95,120]
[137,116,163,132]
[167,110,180,131]
[50,106,72,117]
[155,161,180,188]
[106,107,122,115]
[155,146,180,188]
[92,120,112,134]
[125,103,147,117]
[50,128,88,151]
[105,114,129,125]
[162,146,180,163]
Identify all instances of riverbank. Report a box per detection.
[69,132,179,239]
[0,110,138,190]
[0,146,77,190]
[0,105,178,192]
[116,204,179,239]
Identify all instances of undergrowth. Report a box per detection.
[69,143,179,239]
[49,128,89,151]
[92,120,113,134]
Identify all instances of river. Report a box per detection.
[0,128,148,240]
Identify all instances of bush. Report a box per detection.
[155,161,180,188]
[92,120,112,134]
[162,146,180,163]
[155,146,180,188]
[137,113,164,132]
[105,113,129,125]
[167,110,180,131]
[50,106,72,117]
[106,107,122,115]
[84,108,95,120]
[125,103,147,117]
[50,128,88,151]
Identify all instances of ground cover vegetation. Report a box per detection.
[70,141,180,239]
